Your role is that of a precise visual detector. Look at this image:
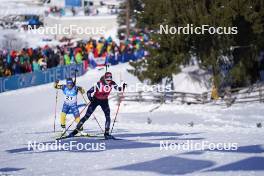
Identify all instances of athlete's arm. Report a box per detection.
[112,81,127,91]
[77,86,85,94]
[87,85,96,102]
[112,81,121,91]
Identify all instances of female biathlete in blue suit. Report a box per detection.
[54,78,87,136]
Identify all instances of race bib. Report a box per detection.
[64,95,77,104]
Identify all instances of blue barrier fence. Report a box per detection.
[89,49,146,68]
[0,49,146,93]
[0,63,85,93]
[65,0,82,7]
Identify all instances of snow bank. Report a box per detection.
[173,65,211,94]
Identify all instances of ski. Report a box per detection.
[101,135,123,140]
[56,134,123,141]
[56,133,102,140]
[103,137,123,140]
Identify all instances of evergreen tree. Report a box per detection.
[127,0,264,88]
[129,0,191,84]
[117,0,143,37]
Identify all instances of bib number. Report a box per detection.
[65,96,76,104]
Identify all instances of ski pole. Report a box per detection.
[110,89,125,134]
[74,69,78,86]
[81,93,104,133]
[92,114,104,133]
[105,63,109,72]
[54,89,59,132]
[59,119,75,138]
[79,103,89,115]
[81,92,89,104]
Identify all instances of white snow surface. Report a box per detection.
[173,65,211,94]
[0,63,264,176]
[0,0,47,15]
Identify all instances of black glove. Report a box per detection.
[122,83,127,90]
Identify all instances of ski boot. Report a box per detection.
[76,127,89,137]
[104,129,115,140]
[60,125,68,136]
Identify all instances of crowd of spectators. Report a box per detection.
[45,3,118,17]
[0,30,155,78]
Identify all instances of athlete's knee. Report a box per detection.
[84,109,93,120]
[76,120,84,130]
[76,115,89,128]
[104,106,110,116]
[82,113,91,121]
[75,117,80,123]
[75,117,84,131]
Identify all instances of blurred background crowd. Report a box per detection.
[0,30,156,77]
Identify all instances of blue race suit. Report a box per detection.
[61,85,80,118]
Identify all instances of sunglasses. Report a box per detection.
[105,76,112,80]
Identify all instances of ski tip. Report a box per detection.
[56,137,66,140]
[104,136,123,140]
[56,135,70,140]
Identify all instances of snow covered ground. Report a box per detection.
[0,63,264,176]
[173,65,211,93]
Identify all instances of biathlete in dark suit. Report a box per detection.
[69,72,126,139]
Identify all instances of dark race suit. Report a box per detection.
[74,78,121,135]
